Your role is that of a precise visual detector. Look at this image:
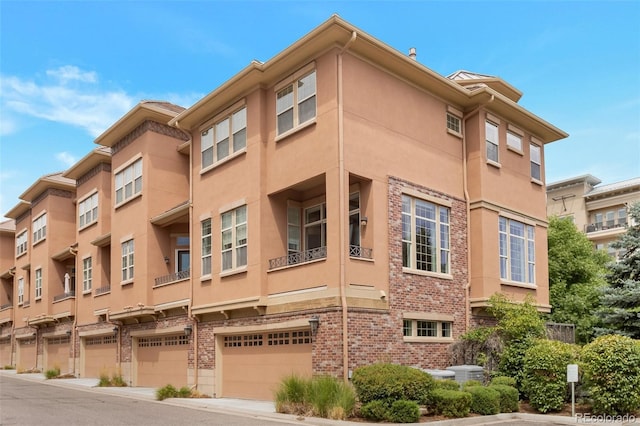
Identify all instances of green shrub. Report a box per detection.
[387,400,420,423]
[274,374,355,419]
[3,365,15,370]
[490,376,516,388]
[489,385,519,413]
[351,363,435,404]
[45,367,60,379]
[466,386,500,415]
[307,376,339,418]
[111,374,127,387]
[522,339,579,413]
[275,374,308,406]
[360,400,389,421]
[582,335,640,415]
[430,389,472,418]
[156,384,178,401]
[461,379,482,389]
[434,379,459,391]
[98,373,111,387]
[178,386,192,398]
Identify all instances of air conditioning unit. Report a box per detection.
[421,369,456,381]
[446,365,484,385]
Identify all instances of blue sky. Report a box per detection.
[1,1,639,220]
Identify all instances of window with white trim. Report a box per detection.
[18,277,24,304]
[403,319,452,339]
[16,231,27,256]
[221,205,247,271]
[499,217,535,284]
[115,159,142,205]
[33,213,47,244]
[201,107,247,168]
[446,113,461,135]
[304,203,326,251]
[486,121,499,163]
[530,143,541,181]
[286,202,327,262]
[276,70,316,135]
[121,239,134,282]
[348,192,361,248]
[35,268,42,299]
[83,257,92,292]
[201,219,212,275]
[402,195,450,274]
[79,193,98,228]
[507,131,522,151]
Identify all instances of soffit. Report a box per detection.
[5,201,31,220]
[63,148,111,180]
[18,173,75,202]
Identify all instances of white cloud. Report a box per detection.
[0,115,17,136]
[55,152,77,167]
[46,65,97,84]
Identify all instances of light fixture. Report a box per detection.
[184,325,193,336]
[112,326,119,336]
[360,216,368,227]
[308,316,320,337]
[65,330,72,337]
[164,256,170,264]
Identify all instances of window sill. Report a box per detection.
[501,280,537,289]
[274,118,316,143]
[121,279,134,286]
[78,221,98,233]
[200,274,212,283]
[220,266,247,278]
[114,192,142,210]
[402,268,453,280]
[446,128,462,139]
[200,148,247,176]
[507,145,524,156]
[82,290,92,295]
[35,297,41,302]
[350,256,374,263]
[403,337,454,344]
[486,159,502,169]
[531,177,543,186]
[16,252,27,259]
[33,238,46,248]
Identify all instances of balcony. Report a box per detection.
[0,303,11,310]
[22,300,30,308]
[349,245,373,259]
[269,246,327,270]
[154,269,190,287]
[585,220,627,233]
[94,285,111,296]
[53,291,75,302]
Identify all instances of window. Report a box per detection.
[499,217,535,284]
[121,239,134,282]
[16,231,27,256]
[594,213,603,229]
[606,211,615,228]
[348,192,361,248]
[507,132,522,151]
[83,257,92,292]
[285,201,327,265]
[287,206,301,256]
[221,205,247,271]
[18,277,24,304]
[446,113,461,134]
[33,213,47,244]
[79,193,98,228]
[403,319,452,339]
[618,208,627,226]
[35,269,42,299]
[201,219,212,275]
[115,158,142,205]
[486,121,499,163]
[276,70,316,135]
[530,143,541,181]
[402,195,450,274]
[304,204,326,251]
[201,107,247,168]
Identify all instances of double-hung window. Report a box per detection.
[402,195,450,274]
[121,239,134,282]
[83,257,92,292]
[348,192,361,248]
[201,107,247,168]
[115,158,142,205]
[485,121,499,163]
[79,193,98,228]
[16,231,27,256]
[507,132,522,151]
[18,277,24,304]
[286,202,327,264]
[276,70,316,135]
[33,213,47,244]
[35,268,42,299]
[221,206,247,271]
[499,217,535,284]
[201,219,212,275]
[530,143,541,181]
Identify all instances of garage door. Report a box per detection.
[221,330,312,400]
[17,338,36,371]
[45,336,70,371]
[0,337,11,366]
[82,335,117,378]
[136,335,188,387]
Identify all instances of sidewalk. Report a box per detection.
[0,369,586,425]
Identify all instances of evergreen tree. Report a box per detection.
[547,216,609,343]
[597,202,640,338]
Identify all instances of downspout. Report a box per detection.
[338,31,357,382]
[69,245,78,375]
[461,95,494,330]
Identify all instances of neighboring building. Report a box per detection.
[547,175,640,259]
[0,15,566,400]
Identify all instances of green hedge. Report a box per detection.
[434,379,460,391]
[489,384,519,413]
[490,376,517,388]
[351,363,435,405]
[430,389,472,418]
[360,400,389,421]
[466,386,500,415]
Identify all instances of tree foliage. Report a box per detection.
[547,216,609,343]
[597,202,640,338]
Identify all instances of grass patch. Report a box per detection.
[45,367,61,379]
[274,374,356,420]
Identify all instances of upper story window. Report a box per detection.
[276,70,316,135]
[201,107,247,169]
[201,219,212,276]
[121,239,134,282]
[286,202,327,264]
[115,158,142,205]
[485,121,499,163]
[530,143,541,181]
[79,192,98,228]
[507,132,522,151]
[618,208,627,226]
[499,217,535,284]
[221,205,247,271]
[349,192,361,248]
[83,257,92,292]
[16,230,27,257]
[35,268,42,299]
[446,113,461,135]
[18,277,24,304]
[402,195,450,274]
[33,213,47,244]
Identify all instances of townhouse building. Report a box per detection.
[547,175,640,258]
[1,15,567,400]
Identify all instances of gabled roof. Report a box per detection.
[63,146,111,180]
[447,70,523,102]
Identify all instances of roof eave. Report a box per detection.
[62,149,112,180]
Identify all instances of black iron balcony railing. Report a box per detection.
[53,291,75,302]
[349,245,373,259]
[269,246,327,270]
[22,300,30,308]
[94,285,111,296]
[0,303,12,310]
[585,220,627,233]
[154,269,190,287]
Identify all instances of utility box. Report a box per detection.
[422,369,456,380]
[446,365,484,385]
